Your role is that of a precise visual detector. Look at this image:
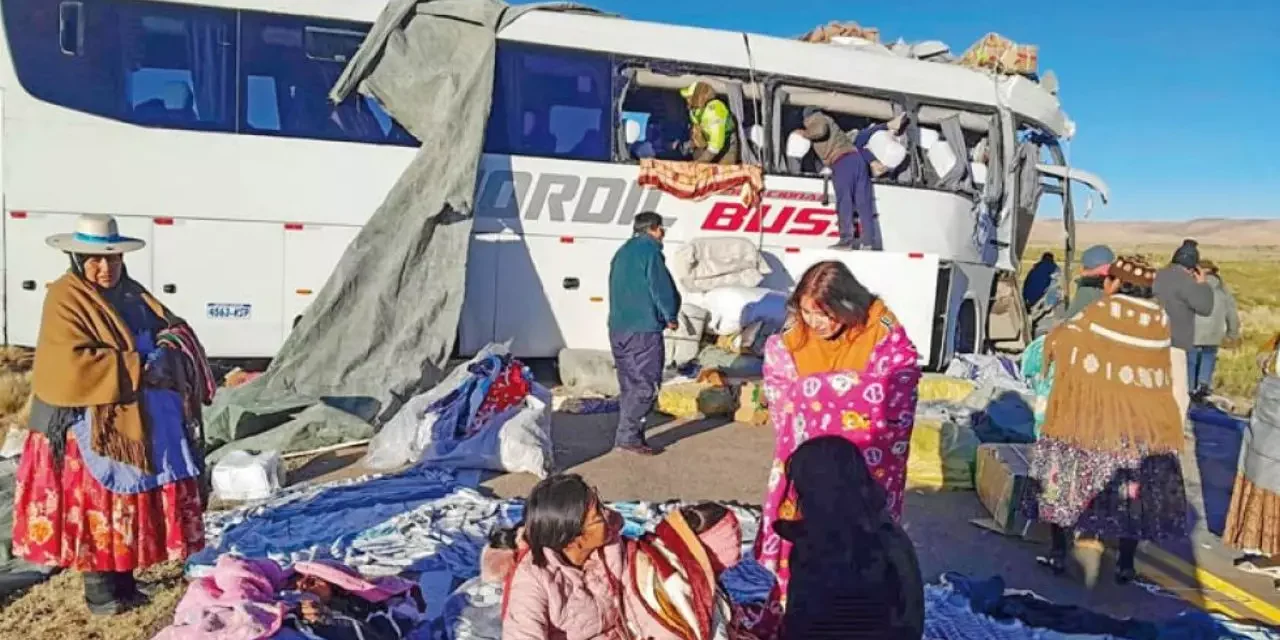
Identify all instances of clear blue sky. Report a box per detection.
[560,0,1279,221]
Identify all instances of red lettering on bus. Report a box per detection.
[701,202,750,232]
[790,207,834,236]
[744,205,794,234]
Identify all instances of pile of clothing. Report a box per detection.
[156,556,427,640]
[364,345,553,478]
[183,465,1280,640]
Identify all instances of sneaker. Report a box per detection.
[615,443,661,456]
[828,241,856,251]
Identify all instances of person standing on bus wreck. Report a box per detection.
[12,214,210,615]
[794,107,890,251]
[607,212,681,456]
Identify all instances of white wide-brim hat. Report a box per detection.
[46,214,145,255]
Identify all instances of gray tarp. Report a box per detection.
[202,0,593,460]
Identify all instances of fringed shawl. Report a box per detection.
[31,273,176,471]
[1040,294,1184,454]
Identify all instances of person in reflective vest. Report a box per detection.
[679,81,740,165]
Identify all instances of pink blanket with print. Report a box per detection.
[753,327,920,609]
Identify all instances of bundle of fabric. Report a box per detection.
[364,345,553,477]
[638,159,765,208]
[155,555,426,640]
[958,33,1038,76]
[626,509,745,640]
[668,238,770,294]
[798,21,881,44]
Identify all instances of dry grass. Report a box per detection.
[0,346,32,429]
[0,561,186,639]
[1025,245,1280,410]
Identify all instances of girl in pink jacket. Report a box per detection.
[499,475,748,640]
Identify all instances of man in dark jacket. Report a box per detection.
[608,212,681,455]
[1153,239,1214,417]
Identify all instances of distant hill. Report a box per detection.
[1028,218,1280,249]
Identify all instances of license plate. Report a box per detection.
[206,303,252,320]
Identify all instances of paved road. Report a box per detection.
[287,405,1280,624]
[485,412,1194,621]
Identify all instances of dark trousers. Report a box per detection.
[831,153,883,251]
[610,331,665,447]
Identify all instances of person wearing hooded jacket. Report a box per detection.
[1191,261,1241,398]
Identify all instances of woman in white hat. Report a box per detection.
[12,214,213,615]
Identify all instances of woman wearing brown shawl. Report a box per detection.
[1024,255,1190,585]
[12,215,209,615]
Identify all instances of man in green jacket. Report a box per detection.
[608,212,681,455]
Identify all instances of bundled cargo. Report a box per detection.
[905,417,980,491]
[657,381,736,419]
[959,32,1038,76]
[799,21,881,44]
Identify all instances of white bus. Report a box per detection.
[0,0,1105,368]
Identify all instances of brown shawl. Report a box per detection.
[1040,294,1184,454]
[31,273,175,472]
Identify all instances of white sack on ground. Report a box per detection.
[558,348,621,397]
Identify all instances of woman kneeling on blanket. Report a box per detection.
[497,474,752,640]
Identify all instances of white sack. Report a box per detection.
[699,287,788,336]
[212,450,285,502]
[558,348,620,397]
[665,304,709,367]
[866,130,907,171]
[668,237,769,293]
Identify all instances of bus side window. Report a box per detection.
[484,43,613,162]
[238,12,415,146]
[58,1,84,56]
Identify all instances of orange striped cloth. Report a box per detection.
[638,159,764,208]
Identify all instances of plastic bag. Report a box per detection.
[366,345,508,470]
[212,450,285,501]
[417,383,555,478]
